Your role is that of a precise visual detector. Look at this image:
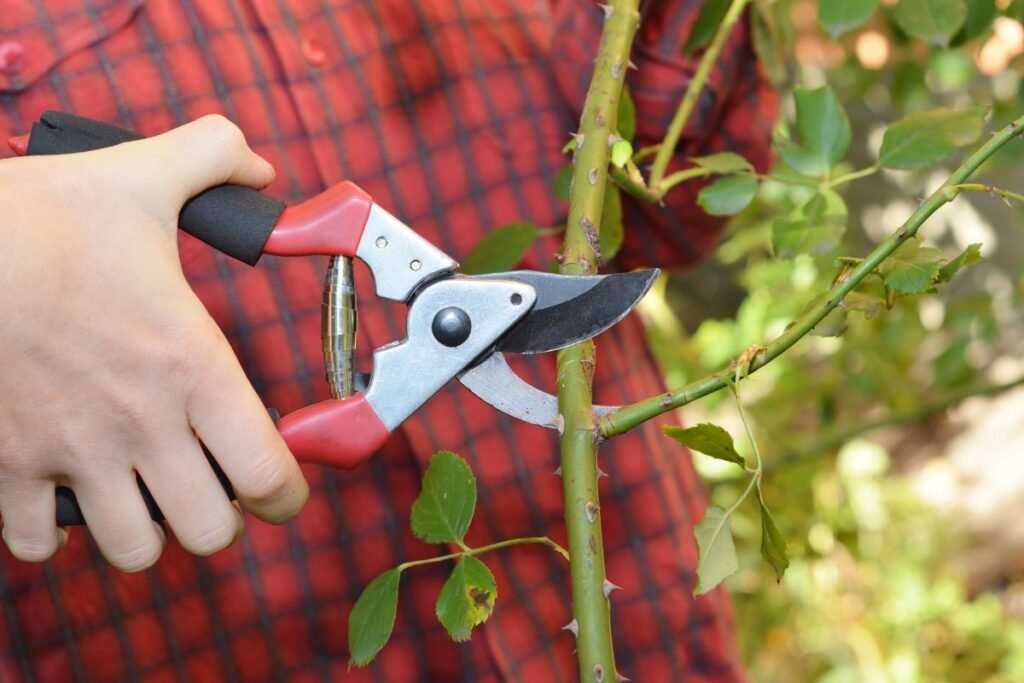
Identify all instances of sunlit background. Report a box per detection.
[639,2,1024,681]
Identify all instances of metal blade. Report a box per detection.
[472,269,659,354]
[458,353,619,429]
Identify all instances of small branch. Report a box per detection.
[398,536,570,571]
[558,1,640,680]
[610,164,661,202]
[660,166,712,191]
[945,183,1024,206]
[601,113,1024,438]
[712,374,1024,485]
[648,0,752,188]
[829,163,880,188]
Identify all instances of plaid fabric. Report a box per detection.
[0,0,777,680]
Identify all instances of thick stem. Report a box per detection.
[601,113,1024,438]
[558,1,639,680]
[648,0,752,188]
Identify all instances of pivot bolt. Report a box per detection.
[432,307,471,347]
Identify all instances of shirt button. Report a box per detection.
[301,36,328,67]
[0,41,25,76]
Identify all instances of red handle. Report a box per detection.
[278,394,391,469]
[263,181,372,257]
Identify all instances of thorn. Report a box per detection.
[603,579,623,597]
[594,664,606,682]
[588,168,598,185]
[627,59,638,71]
[597,466,609,479]
[562,618,579,637]
[608,133,622,146]
[598,2,613,18]
[611,61,622,79]
[554,465,562,477]
[571,131,585,149]
[617,674,631,683]
[585,501,599,524]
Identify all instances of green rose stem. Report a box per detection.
[647,0,753,190]
[601,112,1024,439]
[557,0,639,680]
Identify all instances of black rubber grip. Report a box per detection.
[26,111,285,266]
[55,445,235,526]
[53,408,283,527]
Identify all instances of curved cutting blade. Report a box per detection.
[458,353,620,429]
[473,269,658,354]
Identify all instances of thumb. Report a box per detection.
[108,114,276,213]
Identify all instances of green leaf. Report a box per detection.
[772,190,848,258]
[610,139,633,169]
[958,0,997,42]
[878,239,945,294]
[349,569,401,666]
[554,165,573,202]
[777,86,851,177]
[600,184,624,261]
[411,451,477,544]
[690,152,754,175]
[460,222,539,275]
[663,423,745,467]
[618,86,636,142]
[759,499,789,582]
[936,242,982,283]
[892,0,967,46]
[697,174,758,216]
[694,506,739,595]
[683,0,731,54]
[435,556,497,642]
[879,107,986,170]
[818,0,879,37]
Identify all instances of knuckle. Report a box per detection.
[240,454,294,502]
[199,114,247,155]
[106,539,162,573]
[4,531,59,563]
[182,513,241,556]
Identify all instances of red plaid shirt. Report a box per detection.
[0,0,776,680]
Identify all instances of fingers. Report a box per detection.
[71,473,166,572]
[186,335,308,525]
[0,478,67,562]
[104,114,275,213]
[134,429,244,556]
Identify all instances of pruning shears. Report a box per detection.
[9,112,657,527]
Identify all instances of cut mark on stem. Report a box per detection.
[594,664,606,682]
[585,501,600,524]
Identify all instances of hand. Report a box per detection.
[0,115,309,571]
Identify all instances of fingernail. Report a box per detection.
[57,527,70,549]
[152,522,167,544]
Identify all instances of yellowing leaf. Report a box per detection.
[411,451,477,544]
[694,506,739,595]
[349,569,401,666]
[435,556,497,642]
[663,423,745,467]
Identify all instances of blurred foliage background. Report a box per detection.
[639,1,1024,680]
